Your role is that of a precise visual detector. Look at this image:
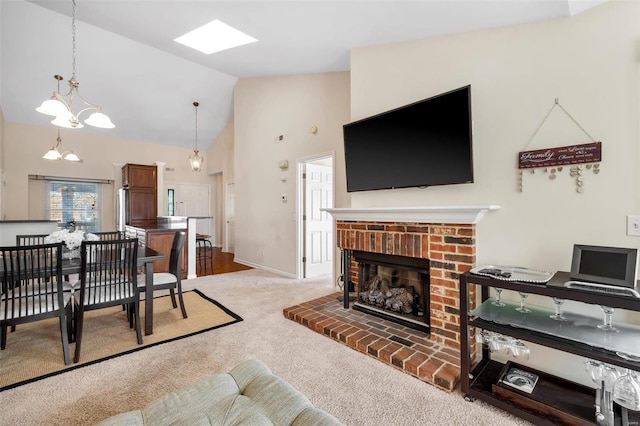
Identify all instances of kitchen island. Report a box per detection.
[125,216,212,279]
[125,220,188,279]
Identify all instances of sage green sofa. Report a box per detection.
[97,359,343,426]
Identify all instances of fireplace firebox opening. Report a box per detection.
[352,250,430,333]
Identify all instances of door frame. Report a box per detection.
[296,151,335,279]
[224,179,235,253]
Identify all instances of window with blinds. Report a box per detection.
[46,181,101,232]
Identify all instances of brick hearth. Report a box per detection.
[283,293,460,391]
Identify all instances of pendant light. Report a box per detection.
[189,101,204,172]
[36,0,114,129]
[43,128,81,162]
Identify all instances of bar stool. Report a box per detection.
[196,233,214,275]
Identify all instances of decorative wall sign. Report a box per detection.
[517,99,602,193]
[518,142,602,169]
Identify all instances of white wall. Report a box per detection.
[233,72,350,276]
[0,107,4,219]
[351,1,639,271]
[350,0,640,386]
[206,118,234,247]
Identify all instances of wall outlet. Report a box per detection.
[627,215,640,236]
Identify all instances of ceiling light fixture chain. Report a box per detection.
[36,0,114,130]
[71,0,77,78]
[195,101,199,152]
[189,101,204,172]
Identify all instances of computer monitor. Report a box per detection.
[570,244,638,288]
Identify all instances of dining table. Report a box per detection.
[61,245,165,335]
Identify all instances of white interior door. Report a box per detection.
[225,181,235,253]
[304,163,333,277]
[166,183,212,237]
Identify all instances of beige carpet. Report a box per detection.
[0,290,242,392]
[0,270,532,426]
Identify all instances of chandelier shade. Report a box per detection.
[42,148,62,161]
[36,98,68,117]
[51,110,84,129]
[190,101,204,172]
[36,1,114,130]
[85,112,115,128]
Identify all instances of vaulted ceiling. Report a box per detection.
[1,0,607,151]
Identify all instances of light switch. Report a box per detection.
[627,215,640,236]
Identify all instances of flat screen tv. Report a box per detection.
[343,85,473,192]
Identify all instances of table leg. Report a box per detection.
[144,261,153,335]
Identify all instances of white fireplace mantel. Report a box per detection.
[322,205,501,224]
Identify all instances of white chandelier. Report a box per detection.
[36,0,114,129]
[189,101,204,172]
[43,128,81,162]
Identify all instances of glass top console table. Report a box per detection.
[460,270,640,425]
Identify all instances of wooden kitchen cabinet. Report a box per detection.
[122,164,157,227]
[129,189,157,227]
[122,163,157,189]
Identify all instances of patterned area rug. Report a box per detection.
[0,290,242,391]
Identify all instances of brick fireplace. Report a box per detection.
[340,220,476,349]
[284,206,499,391]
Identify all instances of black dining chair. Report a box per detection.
[73,238,142,363]
[0,243,72,365]
[138,231,187,318]
[18,233,79,292]
[16,234,48,246]
[14,234,69,331]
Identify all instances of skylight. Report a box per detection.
[174,19,258,54]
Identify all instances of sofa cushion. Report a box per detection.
[235,373,314,424]
[97,359,342,426]
[206,394,275,425]
[142,374,240,425]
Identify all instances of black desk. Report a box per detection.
[62,246,165,335]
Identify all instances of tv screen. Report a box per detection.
[570,244,638,288]
[343,85,473,192]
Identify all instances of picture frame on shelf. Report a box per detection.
[500,365,540,394]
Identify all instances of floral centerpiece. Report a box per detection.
[44,229,100,259]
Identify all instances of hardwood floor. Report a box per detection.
[195,246,252,277]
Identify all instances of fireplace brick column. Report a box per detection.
[336,220,476,350]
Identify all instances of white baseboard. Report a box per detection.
[233,258,296,279]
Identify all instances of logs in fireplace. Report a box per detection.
[359,276,417,314]
[352,250,430,333]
